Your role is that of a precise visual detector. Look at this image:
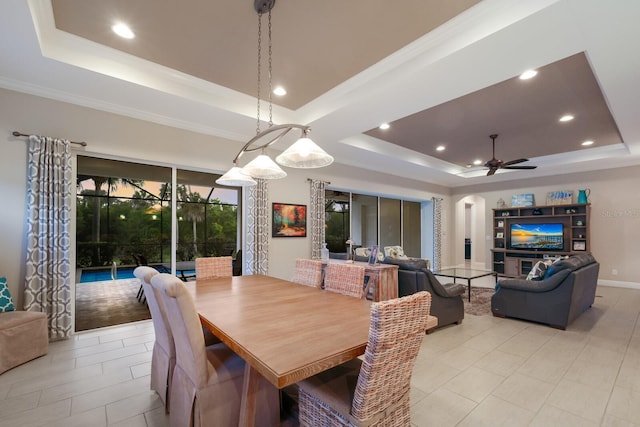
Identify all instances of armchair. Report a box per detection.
[383,258,465,330]
[383,245,430,270]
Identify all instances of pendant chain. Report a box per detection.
[268,9,273,128]
[256,13,262,135]
[256,8,274,135]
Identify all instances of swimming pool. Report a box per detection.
[79,267,136,283]
[78,266,196,282]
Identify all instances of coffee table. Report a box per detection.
[433,268,498,302]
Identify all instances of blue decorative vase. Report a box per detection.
[577,189,590,204]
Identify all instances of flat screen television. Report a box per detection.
[509,223,564,251]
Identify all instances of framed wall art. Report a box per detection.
[573,241,586,251]
[511,193,535,207]
[546,190,573,205]
[272,203,307,237]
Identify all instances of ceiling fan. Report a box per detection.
[484,134,537,176]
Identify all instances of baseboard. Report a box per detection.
[598,280,640,290]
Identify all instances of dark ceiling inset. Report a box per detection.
[364,53,623,168]
[51,0,481,110]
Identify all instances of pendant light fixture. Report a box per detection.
[216,0,333,187]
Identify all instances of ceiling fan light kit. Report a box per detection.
[483,134,537,176]
[216,0,333,187]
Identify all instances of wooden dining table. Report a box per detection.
[185,274,372,427]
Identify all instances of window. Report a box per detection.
[325,190,350,253]
[175,169,239,261]
[76,157,239,269]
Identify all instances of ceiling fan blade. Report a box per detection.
[502,158,528,166]
[503,165,537,170]
[487,167,498,176]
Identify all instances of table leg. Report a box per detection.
[467,279,472,302]
[239,363,279,427]
[239,364,259,427]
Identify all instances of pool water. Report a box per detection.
[79,267,196,282]
[79,267,136,283]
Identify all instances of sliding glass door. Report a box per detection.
[325,189,429,258]
[76,156,240,271]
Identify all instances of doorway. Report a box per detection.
[456,196,487,269]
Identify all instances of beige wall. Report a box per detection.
[3,86,634,312]
[0,88,448,307]
[452,168,640,288]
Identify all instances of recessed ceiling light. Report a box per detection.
[112,23,135,39]
[379,123,390,130]
[519,69,538,80]
[436,145,445,151]
[559,114,574,122]
[273,86,286,96]
[581,140,594,146]
[473,159,483,165]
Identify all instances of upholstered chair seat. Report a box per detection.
[134,266,219,413]
[151,273,277,426]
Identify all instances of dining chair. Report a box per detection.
[291,259,323,288]
[323,263,366,298]
[134,267,221,414]
[297,291,431,426]
[133,266,171,409]
[232,250,243,276]
[132,254,148,303]
[151,273,278,427]
[195,256,233,280]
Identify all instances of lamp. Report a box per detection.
[346,238,355,263]
[216,0,333,187]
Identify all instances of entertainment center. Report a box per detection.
[492,203,590,277]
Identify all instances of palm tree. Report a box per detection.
[177,185,205,257]
[76,176,143,265]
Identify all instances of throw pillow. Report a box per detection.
[0,277,16,312]
[526,261,551,281]
[354,247,370,257]
[544,256,570,279]
[384,245,408,259]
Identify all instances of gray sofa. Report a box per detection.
[491,253,599,329]
[382,258,465,329]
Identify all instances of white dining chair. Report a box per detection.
[134,266,220,413]
[151,273,278,426]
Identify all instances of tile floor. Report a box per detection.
[1,285,639,426]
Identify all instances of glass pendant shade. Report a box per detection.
[215,166,257,187]
[243,154,287,179]
[276,137,334,168]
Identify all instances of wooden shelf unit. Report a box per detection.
[491,203,590,276]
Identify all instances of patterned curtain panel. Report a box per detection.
[309,180,326,259]
[432,197,443,271]
[24,135,73,339]
[245,179,269,275]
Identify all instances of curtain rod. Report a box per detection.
[12,131,87,147]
